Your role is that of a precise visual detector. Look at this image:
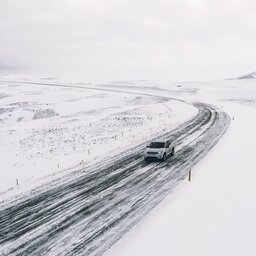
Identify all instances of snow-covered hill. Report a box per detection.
[238,71,256,79]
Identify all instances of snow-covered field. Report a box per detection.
[0,76,196,193]
[103,76,256,256]
[1,73,256,256]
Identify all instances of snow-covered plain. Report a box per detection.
[0,76,196,194]
[103,77,256,256]
[1,73,256,256]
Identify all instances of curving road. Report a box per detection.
[0,84,230,256]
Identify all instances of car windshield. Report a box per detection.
[148,142,165,148]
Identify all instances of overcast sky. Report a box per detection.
[0,0,256,82]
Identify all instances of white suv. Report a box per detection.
[144,139,175,162]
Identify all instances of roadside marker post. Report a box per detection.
[188,170,192,182]
[16,178,19,186]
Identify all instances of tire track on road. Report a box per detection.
[0,81,230,256]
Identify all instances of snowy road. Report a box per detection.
[0,98,230,256]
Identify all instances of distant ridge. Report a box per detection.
[239,71,256,79]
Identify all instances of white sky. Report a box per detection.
[0,0,256,82]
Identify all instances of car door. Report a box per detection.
[166,140,171,155]
[169,140,173,152]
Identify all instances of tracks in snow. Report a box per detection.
[0,100,230,256]
[0,80,230,256]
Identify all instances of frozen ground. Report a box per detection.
[0,76,196,193]
[103,77,256,256]
[0,97,229,255]
[0,73,255,256]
